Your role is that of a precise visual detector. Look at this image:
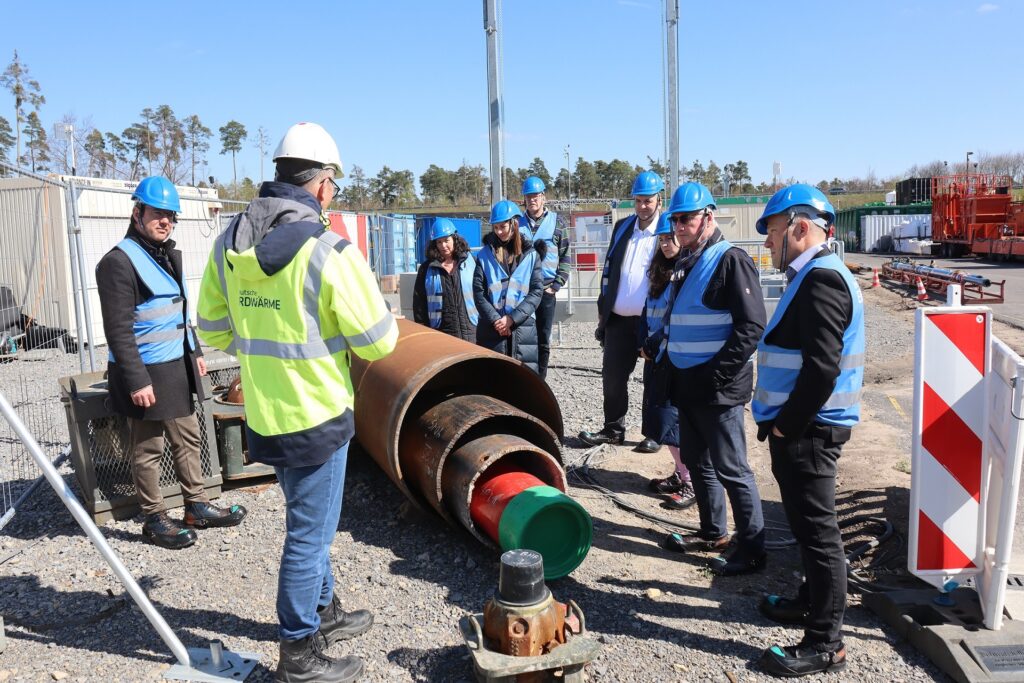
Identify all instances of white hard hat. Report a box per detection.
[273,122,344,178]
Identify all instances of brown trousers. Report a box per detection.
[127,414,208,515]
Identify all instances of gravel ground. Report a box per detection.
[0,276,958,682]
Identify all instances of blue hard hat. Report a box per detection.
[654,212,673,236]
[756,183,836,235]
[667,182,716,215]
[429,218,457,242]
[489,199,522,224]
[522,176,546,196]
[631,171,665,197]
[131,176,180,213]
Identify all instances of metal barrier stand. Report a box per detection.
[0,391,259,682]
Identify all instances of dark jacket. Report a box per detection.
[672,230,766,407]
[756,247,854,442]
[597,214,653,333]
[95,228,204,421]
[473,233,545,373]
[412,257,476,342]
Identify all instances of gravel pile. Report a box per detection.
[0,279,949,682]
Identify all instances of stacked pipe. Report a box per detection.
[887,260,992,288]
[350,320,591,579]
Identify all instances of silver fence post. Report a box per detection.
[62,179,88,373]
[66,179,97,371]
[0,391,191,667]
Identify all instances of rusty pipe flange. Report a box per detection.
[350,319,562,501]
[442,434,566,546]
[400,394,562,523]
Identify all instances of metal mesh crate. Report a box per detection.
[59,371,222,523]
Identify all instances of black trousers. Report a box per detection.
[601,313,641,435]
[535,291,556,379]
[769,423,850,649]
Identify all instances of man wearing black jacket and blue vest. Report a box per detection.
[659,182,767,578]
[520,176,570,380]
[579,171,665,451]
[96,177,246,551]
[752,184,864,678]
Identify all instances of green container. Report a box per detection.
[835,202,932,253]
[498,485,592,579]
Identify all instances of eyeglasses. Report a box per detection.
[329,176,341,200]
[147,208,178,224]
[669,210,707,226]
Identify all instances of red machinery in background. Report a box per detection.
[932,174,1024,259]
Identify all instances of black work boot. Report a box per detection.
[183,501,247,529]
[318,594,373,647]
[142,512,197,550]
[275,631,363,683]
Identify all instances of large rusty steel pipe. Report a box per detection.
[401,394,562,525]
[350,319,563,503]
[351,321,591,577]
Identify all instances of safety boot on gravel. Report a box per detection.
[141,512,197,550]
[183,501,247,529]
[318,594,373,646]
[275,631,363,683]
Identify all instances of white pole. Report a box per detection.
[946,284,962,306]
[0,391,191,666]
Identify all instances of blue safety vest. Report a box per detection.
[600,215,637,298]
[645,284,674,362]
[424,254,480,328]
[752,252,865,428]
[529,211,561,281]
[109,238,195,365]
[667,239,734,369]
[476,246,538,315]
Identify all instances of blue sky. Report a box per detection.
[1,0,1021,189]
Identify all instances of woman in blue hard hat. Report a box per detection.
[412,218,479,342]
[640,213,695,509]
[473,200,545,373]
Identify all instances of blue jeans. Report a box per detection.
[274,441,349,641]
[676,403,765,557]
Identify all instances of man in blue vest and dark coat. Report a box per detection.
[520,176,571,380]
[579,171,667,453]
[752,184,864,678]
[659,182,767,577]
[96,176,246,550]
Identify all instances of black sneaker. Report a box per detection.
[759,594,810,626]
[142,512,197,550]
[276,631,363,683]
[184,501,247,529]
[758,643,846,678]
[578,429,625,446]
[648,472,684,495]
[318,594,373,647]
[662,482,697,510]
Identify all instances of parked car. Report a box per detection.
[829,187,847,195]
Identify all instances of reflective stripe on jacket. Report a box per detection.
[752,252,865,427]
[109,238,192,365]
[476,246,539,315]
[530,212,560,281]
[667,239,734,369]
[425,254,480,328]
[645,284,674,362]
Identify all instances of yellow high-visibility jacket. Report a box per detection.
[197,183,396,467]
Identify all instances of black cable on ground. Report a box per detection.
[566,444,903,581]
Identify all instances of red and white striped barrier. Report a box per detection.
[909,307,991,590]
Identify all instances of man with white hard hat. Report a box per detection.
[198,122,397,682]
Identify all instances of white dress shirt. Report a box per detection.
[611,212,660,316]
